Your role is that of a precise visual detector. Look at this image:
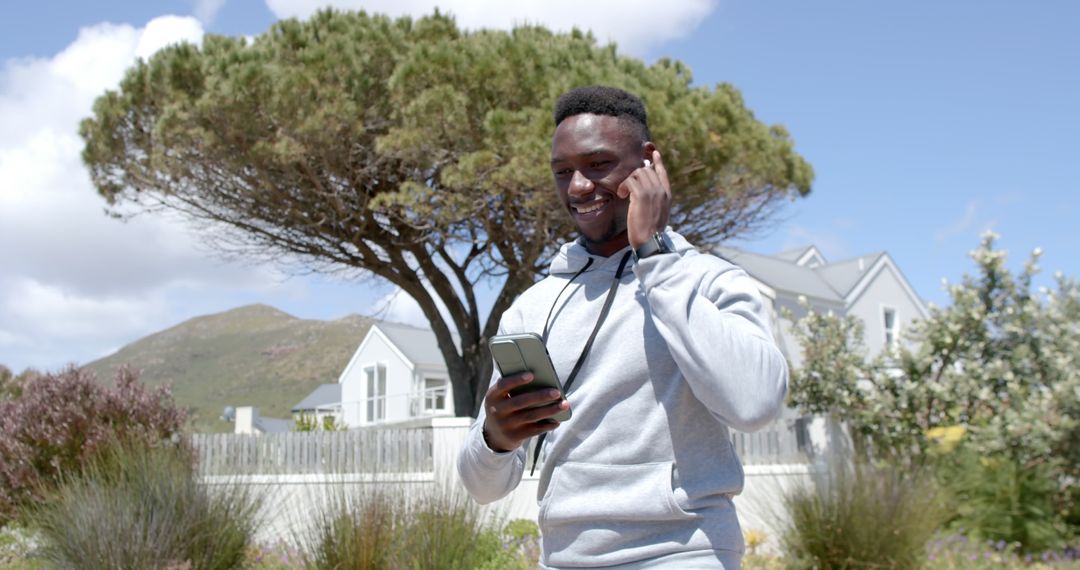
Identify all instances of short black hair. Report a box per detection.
[553,85,651,142]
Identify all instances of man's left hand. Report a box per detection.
[617,149,671,249]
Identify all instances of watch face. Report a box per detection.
[658,232,674,253]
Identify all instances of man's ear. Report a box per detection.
[641,141,657,163]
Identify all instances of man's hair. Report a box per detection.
[553,85,651,142]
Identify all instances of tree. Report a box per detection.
[81,10,813,417]
[787,233,1080,543]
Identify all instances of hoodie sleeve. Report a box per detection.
[456,325,527,504]
[632,249,788,433]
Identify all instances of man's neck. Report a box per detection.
[582,233,631,257]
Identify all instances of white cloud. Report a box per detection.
[0,16,293,372]
[193,0,228,25]
[779,224,850,261]
[934,200,978,243]
[264,0,717,55]
[369,283,455,336]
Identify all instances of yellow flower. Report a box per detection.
[926,425,966,453]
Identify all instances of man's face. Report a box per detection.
[550,114,645,256]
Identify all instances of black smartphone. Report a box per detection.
[488,333,571,422]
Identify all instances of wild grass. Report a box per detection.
[780,459,949,570]
[27,443,262,570]
[294,479,533,570]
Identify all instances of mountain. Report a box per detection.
[84,304,372,433]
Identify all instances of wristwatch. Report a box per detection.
[632,231,674,261]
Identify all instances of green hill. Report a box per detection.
[85,304,372,433]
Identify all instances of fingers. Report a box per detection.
[486,371,535,403]
[482,378,568,450]
[651,150,669,192]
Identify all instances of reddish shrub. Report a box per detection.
[0,366,186,522]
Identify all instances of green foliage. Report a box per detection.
[321,415,345,432]
[81,9,813,417]
[295,413,346,432]
[937,448,1070,552]
[786,233,1080,547]
[781,460,949,570]
[297,483,534,570]
[294,413,319,432]
[299,486,399,570]
[28,444,262,570]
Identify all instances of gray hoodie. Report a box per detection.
[457,230,788,568]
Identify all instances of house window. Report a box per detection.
[883,308,898,349]
[422,377,448,413]
[365,364,386,422]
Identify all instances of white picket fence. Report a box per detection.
[192,427,434,475]
[192,415,809,476]
[193,416,819,545]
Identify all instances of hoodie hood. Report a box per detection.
[548,228,695,275]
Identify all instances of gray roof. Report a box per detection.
[292,384,342,413]
[376,321,459,369]
[773,246,816,263]
[254,416,293,433]
[814,253,885,297]
[715,246,844,302]
[715,246,889,304]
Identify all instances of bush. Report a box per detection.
[29,443,261,570]
[0,365,185,522]
[297,482,532,570]
[299,485,400,570]
[936,446,1071,553]
[781,460,949,570]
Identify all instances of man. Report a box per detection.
[457,85,788,569]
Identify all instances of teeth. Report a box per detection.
[574,201,605,214]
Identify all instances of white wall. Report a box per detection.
[846,263,925,357]
[340,328,414,426]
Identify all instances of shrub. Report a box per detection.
[299,485,400,570]
[29,443,262,570]
[787,234,1080,547]
[936,446,1070,553]
[397,487,507,570]
[297,482,530,570]
[781,460,949,570]
[0,366,186,522]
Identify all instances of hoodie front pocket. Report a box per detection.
[540,461,697,524]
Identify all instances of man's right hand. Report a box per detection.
[482,372,570,453]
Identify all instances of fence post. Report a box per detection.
[429,417,474,483]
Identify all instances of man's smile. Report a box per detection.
[571,198,609,216]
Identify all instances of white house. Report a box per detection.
[714,245,929,369]
[333,321,456,427]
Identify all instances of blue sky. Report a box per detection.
[1,1,1077,372]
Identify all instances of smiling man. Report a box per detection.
[458,86,788,569]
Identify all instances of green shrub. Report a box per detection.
[297,483,532,570]
[29,444,262,570]
[397,488,505,570]
[936,447,1070,553]
[298,485,400,570]
[781,460,948,570]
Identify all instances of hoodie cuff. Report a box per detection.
[467,424,520,468]
[632,249,681,290]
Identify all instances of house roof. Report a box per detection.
[375,321,459,369]
[714,245,915,310]
[291,384,342,412]
[715,246,845,302]
[815,253,885,297]
[254,416,293,433]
